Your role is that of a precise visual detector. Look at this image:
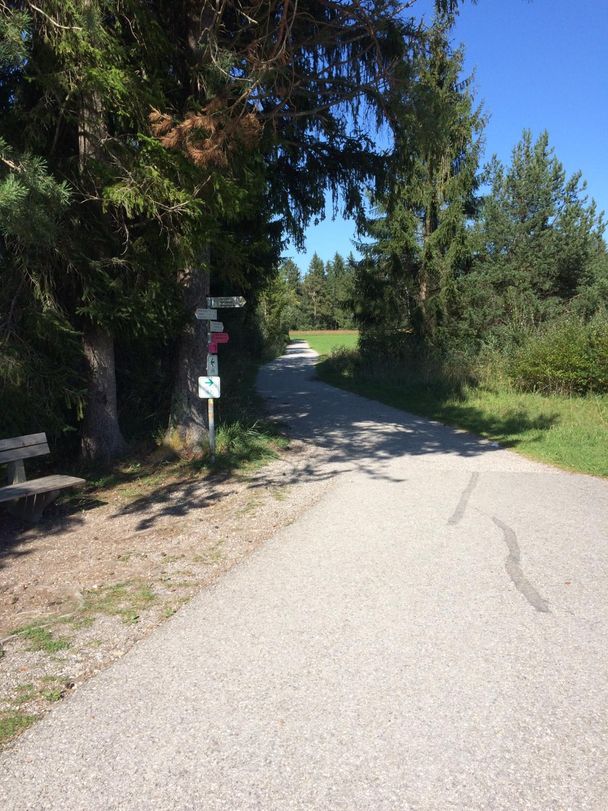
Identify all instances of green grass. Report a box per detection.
[41,688,63,703]
[13,684,37,705]
[318,352,608,478]
[290,330,358,356]
[15,625,71,654]
[0,712,38,746]
[211,420,288,472]
[78,581,157,625]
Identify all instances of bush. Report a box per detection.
[358,328,416,363]
[508,317,608,394]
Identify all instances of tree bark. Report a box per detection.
[77,0,126,463]
[165,249,210,455]
[163,2,215,456]
[418,201,439,338]
[81,325,127,463]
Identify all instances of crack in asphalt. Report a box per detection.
[448,472,480,526]
[492,516,550,613]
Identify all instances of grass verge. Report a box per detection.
[317,350,608,478]
[290,330,358,356]
[0,712,38,746]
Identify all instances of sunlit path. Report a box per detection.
[2,342,608,810]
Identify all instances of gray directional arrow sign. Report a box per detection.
[206,296,246,308]
[195,308,217,320]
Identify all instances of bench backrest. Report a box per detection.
[0,433,50,465]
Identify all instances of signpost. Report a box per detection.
[195,308,217,320]
[206,296,246,308]
[198,376,221,399]
[196,296,246,461]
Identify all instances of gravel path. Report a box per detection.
[2,341,608,810]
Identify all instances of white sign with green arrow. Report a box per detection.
[198,376,221,399]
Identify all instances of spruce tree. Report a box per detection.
[356,17,484,346]
[455,130,606,343]
[302,254,330,329]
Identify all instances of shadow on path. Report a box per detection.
[256,343,529,484]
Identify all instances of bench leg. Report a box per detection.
[8,491,59,523]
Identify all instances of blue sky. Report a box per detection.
[284,0,608,273]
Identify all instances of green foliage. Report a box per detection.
[277,252,357,331]
[301,253,331,328]
[0,0,471,460]
[447,130,607,348]
[326,254,356,329]
[508,317,608,395]
[258,261,302,356]
[0,141,71,248]
[474,130,603,302]
[0,140,85,443]
[214,422,287,472]
[355,17,484,347]
[0,8,30,68]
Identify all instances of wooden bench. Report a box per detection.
[0,433,85,522]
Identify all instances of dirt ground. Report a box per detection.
[0,439,331,745]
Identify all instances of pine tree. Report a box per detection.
[301,254,330,328]
[356,17,484,346]
[454,130,607,342]
[326,253,356,329]
[1,1,466,459]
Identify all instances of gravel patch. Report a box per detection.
[0,437,332,745]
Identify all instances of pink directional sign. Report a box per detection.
[207,332,229,354]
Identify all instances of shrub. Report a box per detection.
[508,317,608,394]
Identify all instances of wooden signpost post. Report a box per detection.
[195,295,246,460]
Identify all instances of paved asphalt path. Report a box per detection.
[2,342,608,810]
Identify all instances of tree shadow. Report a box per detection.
[0,342,560,568]
[0,495,93,570]
[108,474,236,532]
[256,343,560,484]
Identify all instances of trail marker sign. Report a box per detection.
[195,295,245,462]
[206,296,246,309]
[195,308,217,320]
[198,376,221,399]
[207,331,229,354]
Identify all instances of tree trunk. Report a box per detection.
[81,325,127,463]
[78,0,126,463]
[418,202,439,338]
[165,251,210,455]
[163,4,216,456]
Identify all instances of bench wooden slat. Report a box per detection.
[0,475,85,504]
[0,442,50,465]
[0,433,47,452]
